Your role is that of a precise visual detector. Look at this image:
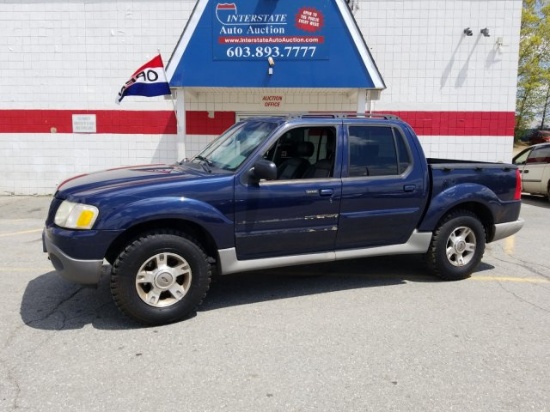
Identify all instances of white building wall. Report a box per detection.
[359,0,521,112]
[0,133,177,194]
[1,0,189,194]
[355,0,522,163]
[1,0,189,110]
[0,0,522,195]
[418,135,512,163]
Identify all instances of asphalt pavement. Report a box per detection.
[1,195,549,411]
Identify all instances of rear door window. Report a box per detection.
[527,146,550,164]
[347,126,411,177]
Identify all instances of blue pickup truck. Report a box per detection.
[43,114,524,325]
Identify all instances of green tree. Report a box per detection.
[515,0,550,139]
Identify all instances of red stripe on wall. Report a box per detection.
[385,111,516,136]
[185,111,236,134]
[0,110,177,134]
[0,110,515,136]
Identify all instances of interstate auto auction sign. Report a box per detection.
[167,0,385,88]
[213,1,328,60]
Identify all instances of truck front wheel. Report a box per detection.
[110,230,212,325]
[426,210,486,281]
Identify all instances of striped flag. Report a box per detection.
[116,54,171,104]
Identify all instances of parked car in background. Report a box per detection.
[513,142,550,201]
[522,129,550,146]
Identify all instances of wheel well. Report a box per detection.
[105,219,219,265]
[438,202,494,242]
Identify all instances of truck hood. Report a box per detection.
[57,163,214,198]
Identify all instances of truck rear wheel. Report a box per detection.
[110,230,212,325]
[426,210,485,281]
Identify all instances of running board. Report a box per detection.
[218,230,432,275]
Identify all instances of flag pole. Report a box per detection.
[158,50,180,134]
[159,49,186,161]
[169,87,180,136]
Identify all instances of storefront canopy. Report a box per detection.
[166,0,385,89]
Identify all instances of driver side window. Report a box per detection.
[263,126,337,180]
[514,149,532,165]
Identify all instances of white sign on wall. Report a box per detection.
[72,114,97,133]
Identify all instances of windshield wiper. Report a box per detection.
[194,155,212,173]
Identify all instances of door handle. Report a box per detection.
[403,184,416,192]
[523,170,529,174]
[319,189,334,196]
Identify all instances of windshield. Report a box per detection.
[190,120,279,171]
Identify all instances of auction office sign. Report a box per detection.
[213,0,328,60]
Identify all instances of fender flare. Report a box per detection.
[98,196,234,249]
[418,183,499,232]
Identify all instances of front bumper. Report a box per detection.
[43,229,104,285]
[491,218,525,242]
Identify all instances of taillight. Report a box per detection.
[514,169,522,200]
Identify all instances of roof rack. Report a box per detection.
[287,113,402,121]
[341,113,402,120]
[288,113,338,119]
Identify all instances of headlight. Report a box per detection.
[54,200,99,229]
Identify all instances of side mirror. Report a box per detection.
[250,159,277,181]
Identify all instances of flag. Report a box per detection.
[116,54,171,104]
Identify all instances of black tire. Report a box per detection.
[426,210,486,281]
[110,230,212,325]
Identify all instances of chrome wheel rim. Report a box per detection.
[135,252,192,307]
[446,226,476,267]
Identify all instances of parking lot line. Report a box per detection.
[0,228,42,237]
[471,275,549,283]
[0,267,53,272]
